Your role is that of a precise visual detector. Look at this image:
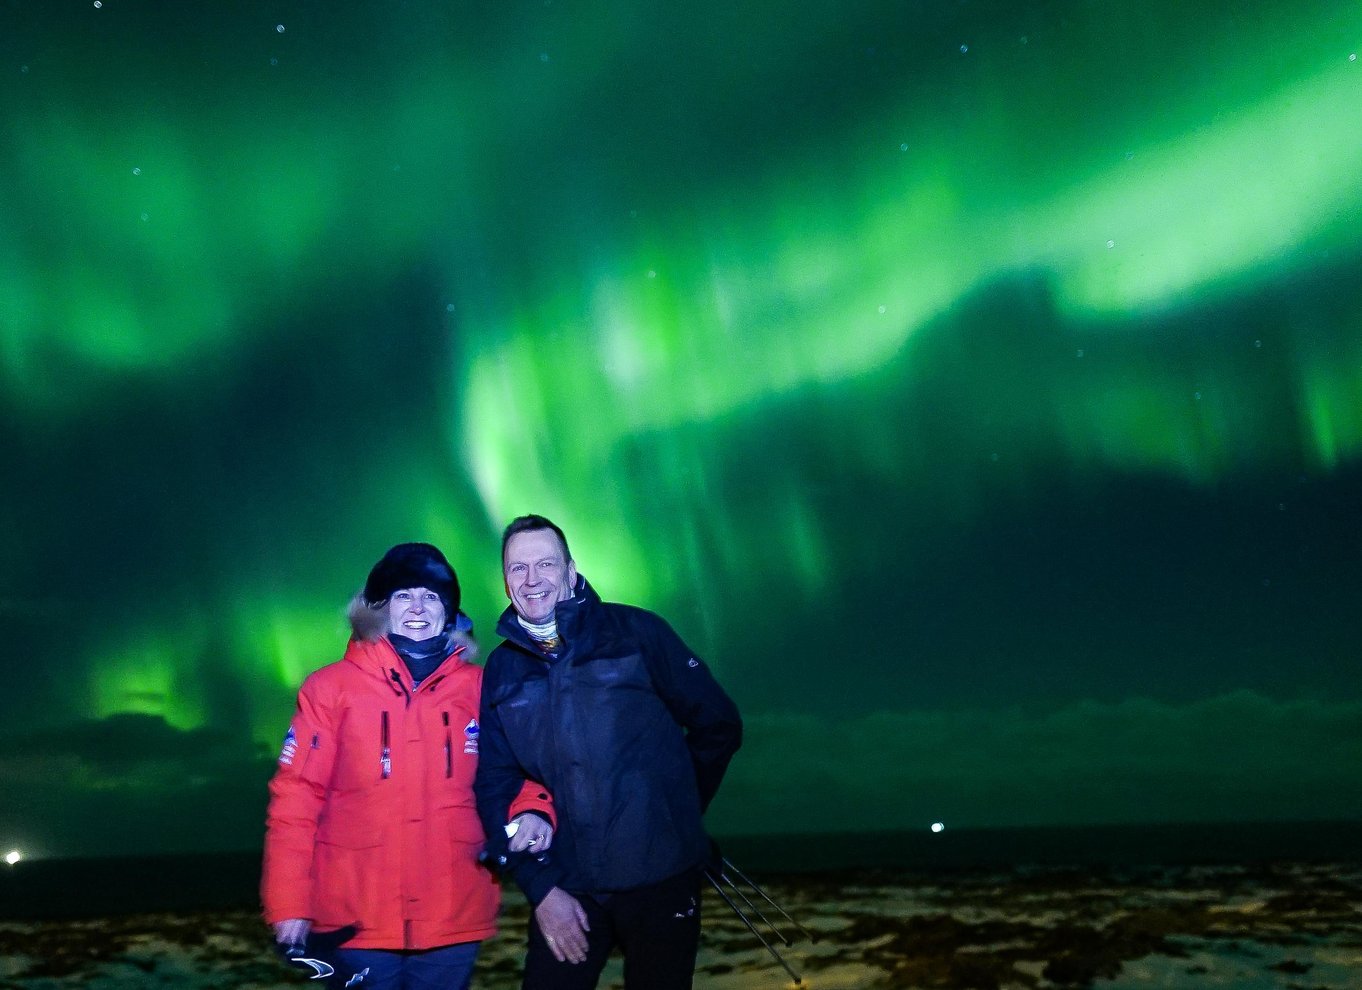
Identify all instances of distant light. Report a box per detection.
[930,822,945,833]
[4,850,20,866]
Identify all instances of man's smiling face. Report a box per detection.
[503,528,577,625]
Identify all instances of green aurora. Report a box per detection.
[2,0,1361,857]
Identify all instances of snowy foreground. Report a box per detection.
[1,861,1358,989]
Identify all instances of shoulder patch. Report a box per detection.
[463,717,479,754]
[278,726,298,765]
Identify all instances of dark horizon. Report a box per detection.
[8,816,1362,867]
[7,819,1362,923]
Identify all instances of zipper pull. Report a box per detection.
[380,710,392,779]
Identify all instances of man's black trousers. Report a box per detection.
[521,869,702,990]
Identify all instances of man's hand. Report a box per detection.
[534,887,589,964]
[508,813,554,853]
[272,918,311,946]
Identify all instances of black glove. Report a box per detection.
[274,926,368,988]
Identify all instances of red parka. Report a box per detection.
[262,634,551,949]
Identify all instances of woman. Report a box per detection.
[262,542,554,990]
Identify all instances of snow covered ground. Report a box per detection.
[1,861,1357,989]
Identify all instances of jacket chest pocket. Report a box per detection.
[439,707,482,788]
[565,653,679,761]
[490,677,552,778]
[327,708,394,790]
[570,652,652,698]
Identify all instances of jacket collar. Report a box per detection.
[343,634,467,692]
[496,574,599,658]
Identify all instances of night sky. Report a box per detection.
[2,0,1360,859]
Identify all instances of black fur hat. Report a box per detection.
[363,543,460,614]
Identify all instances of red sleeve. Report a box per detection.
[260,674,338,923]
[508,777,555,829]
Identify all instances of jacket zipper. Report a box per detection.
[442,712,452,778]
[380,710,391,779]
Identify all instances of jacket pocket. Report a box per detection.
[317,788,386,849]
[446,805,485,845]
[313,818,386,932]
[489,678,552,777]
[427,805,497,932]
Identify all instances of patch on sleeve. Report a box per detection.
[279,725,298,765]
[687,657,700,668]
[463,717,479,755]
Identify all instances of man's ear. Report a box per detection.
[567,560,578,589]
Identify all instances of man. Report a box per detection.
[475,515,743,990]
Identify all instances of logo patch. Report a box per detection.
[279,726,298,766]
[687,657,700,668]
[463,717,479,754]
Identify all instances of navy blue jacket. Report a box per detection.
[474,577,742,904]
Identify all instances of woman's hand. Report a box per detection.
[508,812,554,852]
[272,918,311,946]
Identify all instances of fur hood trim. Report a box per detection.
[347,593,389,642]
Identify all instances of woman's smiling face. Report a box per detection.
[386,586,446,641]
